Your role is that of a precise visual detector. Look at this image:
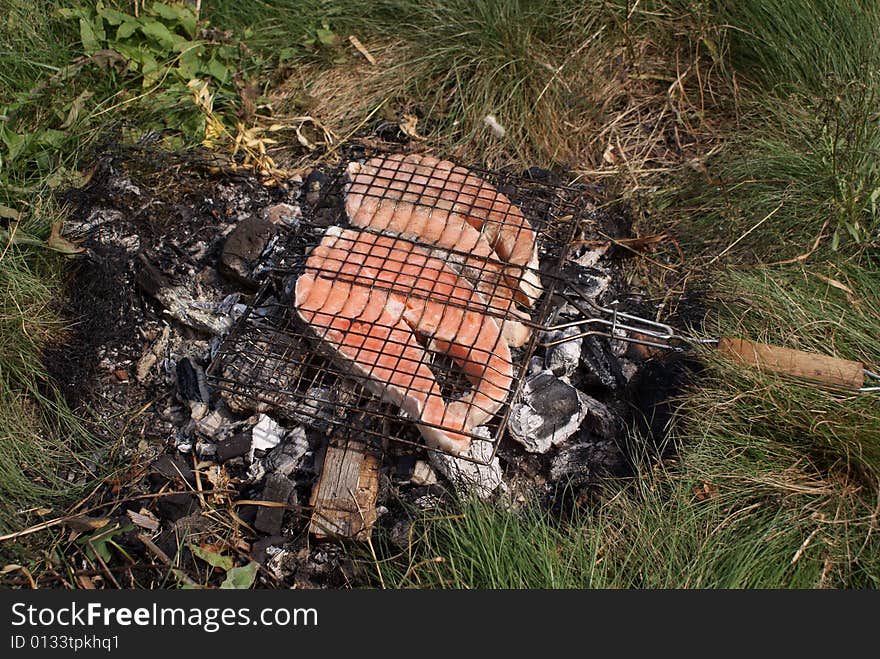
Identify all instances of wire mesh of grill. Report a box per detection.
[206,148,589,464]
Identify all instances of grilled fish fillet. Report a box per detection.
[295,269,471,454]
[344,173,531,347]
[346,152,543,307]
[294,227,514,453]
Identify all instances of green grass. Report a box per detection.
[662,0,880,256]
[0,197,103,538]
[369,453,879,588]
[0,1,103,538]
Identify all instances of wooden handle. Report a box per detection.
[716,337,864,389]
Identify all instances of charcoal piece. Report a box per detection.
[550,440,624,484]
[303,170,330,206]
[561,263,611,299]
[135,253,170,299]
[156,492,198,522]
[172,512,211,534]
[523,166,560,185]
[263,202,301,227]
[393,454,417,482]
[250,535,285,564]
[580,335,625,391]
[508,371,590,453]
[429,429,503,500]
[264,426,309,476]
[219,214,278,288]
[253,473,297,535]
[389,518,415,549]
[410,460,438,486]
[148,454,194,486]
[216,430,252,462]
[542,327,582,377]
[176,357,209,402]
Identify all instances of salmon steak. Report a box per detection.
[294,227,515,455]
[345,153,543,313]
[344,187,530,347]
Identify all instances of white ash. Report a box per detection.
[619,358,638,382]
[429,428,504,500]
[263,425,309,477]
[195,440,217,459]
[175,432,193,454]
[412,493,444,510]
[247,459,267,483]
[410,460,438,487]
[572,243,610,269]
[572,271,612,301]
[249,414,285,462]
[541,327,583,377]
[609,326,629,357]
[266,547,296,581]
[155,284,235,336]
[187,402,229,439]
[508,370,591,453]
[107,176,142,197]
[528,355,544,376]
[71,208,126,235]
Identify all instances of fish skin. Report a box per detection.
[294,228,515,452]
[346,164,531,347]
[346,153,543,308]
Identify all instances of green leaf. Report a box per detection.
[278,47,299,62]
[140,52,162,87]
[0,227,43,250]
[316,27,339,47]
[76,523,134,563]
[0,126,25,162]
[190,545,234,572]
[846,221,860,241]
[205,57,230,85]
[153,2,198,38]
[220,562,259,589]
[0,204,21,221]
[177,47,202,79]
[113,41,144,66]
[57,7,86,20]
[79,17,103,54]
[98,6,130,26]
[139,18,177,51]
[117,20,139,40]
[869,187,880,217]
[36,129,67,148]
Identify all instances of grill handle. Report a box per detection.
[716,337,865,390]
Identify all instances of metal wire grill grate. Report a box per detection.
[206,149,590,464]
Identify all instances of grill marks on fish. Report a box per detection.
[345,189,530,346]
[346,152,543,310]
[294,228,515,454]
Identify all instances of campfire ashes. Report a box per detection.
[48,144,687,588]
